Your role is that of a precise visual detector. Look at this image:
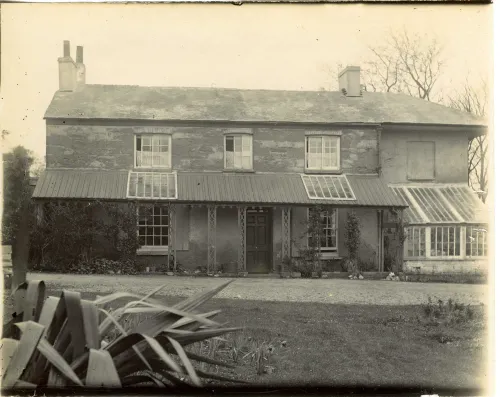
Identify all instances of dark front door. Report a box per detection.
[246,209,272,273]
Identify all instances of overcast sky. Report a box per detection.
[1,3,493,161]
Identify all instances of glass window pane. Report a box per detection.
[161,215,169,226]
[226,152,234,168]
[153,174,161,197]
[137,174,146,197]
[234,136,242,152]
[128,173,138,196]
[234,152,242,168]
[226,136,234,152]
[242,135,252,151]
[242,156,251,169]
[167,175,176,198]
[152,135,160,149]
[307,137,322,153]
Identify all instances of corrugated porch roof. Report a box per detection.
[33,169,406,208]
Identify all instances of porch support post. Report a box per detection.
[207,205,217,274]
[281,207,291,271]
[168,203,177,271]
[237,206,247,272]
[396,208,404,272]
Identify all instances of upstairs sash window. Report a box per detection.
[306,136,340,171]
[136,135,171,168]
[225,135,252,170]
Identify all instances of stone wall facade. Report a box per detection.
[46,121,379,174]
[403,259,488,275]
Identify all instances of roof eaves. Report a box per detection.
[382,122,487,130]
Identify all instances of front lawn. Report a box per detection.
[3,289,486,391]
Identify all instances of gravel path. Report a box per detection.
[27,272,488,306]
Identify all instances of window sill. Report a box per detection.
[407,178,436,182]
[137,247,170,256]
[405,257,467,261]
[319,252,340,260]
[223,169,255,173]
[304,169,343,175]
[133,167,173,172]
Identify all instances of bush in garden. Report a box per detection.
[1,280,243,389]
[421,297,477,326]
[29,201,140,273]
[344,210,361,275]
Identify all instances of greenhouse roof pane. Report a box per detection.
[127,172,177,199]
[390,187,425,224]
[301,175,356,200]
[390,184,487,225]
[407,187,457,223]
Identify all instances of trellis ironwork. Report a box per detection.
[168,204,177,271]
[281,207,291,263]
[207,205,217,274]
[237,206,247,271]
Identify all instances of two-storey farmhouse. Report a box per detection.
[32,41,489,275]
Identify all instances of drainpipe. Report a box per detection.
[376,125,382,176]
[378,209,384,272]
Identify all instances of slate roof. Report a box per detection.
[32,169,406,208]
[44,84,485,126]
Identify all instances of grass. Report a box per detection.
[3,289,486,390]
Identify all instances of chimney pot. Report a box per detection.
[338,66,361,97]
[76,46,83,63]
[63,40,70,57]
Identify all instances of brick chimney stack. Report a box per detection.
[338,66,361,97]
[75,45,86,86]
[58,40,85,91]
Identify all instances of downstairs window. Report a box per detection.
[137,205,169,248]
[307,208,338,252]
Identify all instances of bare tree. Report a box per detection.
[364,29,445,101]
[448,77,489,202]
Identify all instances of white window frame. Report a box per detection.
[405,226,426,258]
[305,136,341,171]
[224,134,253,170]
[403,225,489,260]
[429,226,462,258]
[307,208,338,252]
[465,226,487,258]
[134,134,172,169]
[136,205,170,251]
